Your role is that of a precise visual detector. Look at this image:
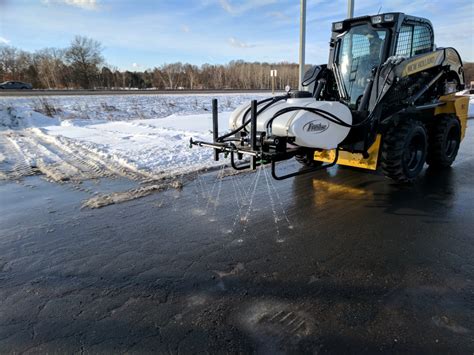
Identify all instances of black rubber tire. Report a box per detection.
[426,114,461,168]
[295,149,323,167]
[381,120,428,183]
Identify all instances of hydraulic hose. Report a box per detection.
[373,64,395,109]
[265,105,375,134]
[240,96,276,127]
[216,94,289,142]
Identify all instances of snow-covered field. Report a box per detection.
[1,94,264,121]
[0,94,267,183]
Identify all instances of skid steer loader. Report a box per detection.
[191,12,469,182]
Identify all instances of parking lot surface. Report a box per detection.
[0,130,473,353]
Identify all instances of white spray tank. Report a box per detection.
[229,97,352,149]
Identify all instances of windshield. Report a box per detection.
[336,24,387,108]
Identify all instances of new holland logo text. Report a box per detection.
[303,120,329,134]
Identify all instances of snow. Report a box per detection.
[0,106,60,130]
[1,93,266,121]
[0,91,472,184]
[0,93,267,182]
[44,112,231,175]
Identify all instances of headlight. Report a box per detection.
[371,15,383,24]
[334,22,343,31]
[384,14,395,22]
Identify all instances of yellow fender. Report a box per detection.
[435,94,469,140]
[314,134,381,171]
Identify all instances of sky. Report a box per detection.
[0,0,472,71]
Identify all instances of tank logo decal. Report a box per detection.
[303,120,329,134]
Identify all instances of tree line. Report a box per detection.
[1,35,473,90]
[0,36,302,90]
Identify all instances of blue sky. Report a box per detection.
[0,0,472,71]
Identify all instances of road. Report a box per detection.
[0,130,473,353]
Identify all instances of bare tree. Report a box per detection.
[100,66,114,89]
[65,36,104,89]
[0,46,36,83]
[184,64,198,90]
[0,46,18,80]
[34,48,66,88]
[160,62,184,89]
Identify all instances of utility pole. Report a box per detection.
[347,0,354,18]
[298,0,306,90]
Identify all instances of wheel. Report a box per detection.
[295,149,323,167]
[381,119,428,183]
[426,114,461,168]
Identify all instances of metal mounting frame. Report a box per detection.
[271,148,340,180]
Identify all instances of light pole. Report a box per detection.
[347,0,354,18]
[298,0,306,91]
[299,0,353,90]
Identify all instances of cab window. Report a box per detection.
[395,24,432,57]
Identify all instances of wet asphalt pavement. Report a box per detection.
[1,129,474,354]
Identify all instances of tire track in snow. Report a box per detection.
[32,129,157,181]
[0,132,35,180]
[11,131,89,182]
[0,128,160,182]
[31,129,114,181]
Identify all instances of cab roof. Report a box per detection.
[331,12,433,33]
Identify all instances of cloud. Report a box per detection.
[0,36,10,45]
[219,0,233,13]
[267,11,292,23]
[181,25,190,33]
[218,0,277,15]
[41,0,98,10]
[228,37,255,48]
[131,63,145,70]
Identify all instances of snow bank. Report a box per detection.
[0,104,60,130]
